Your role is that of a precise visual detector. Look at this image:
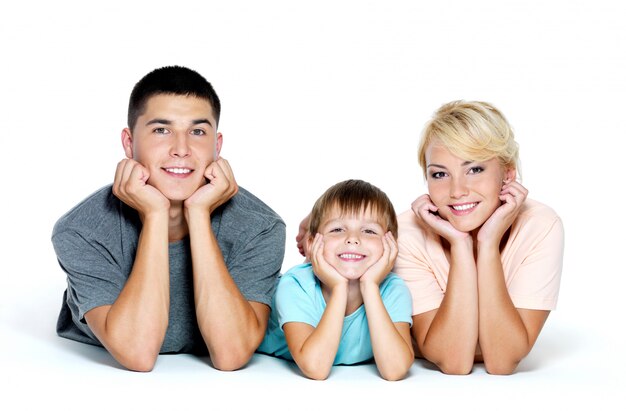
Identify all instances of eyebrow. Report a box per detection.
[145,118,214,128]
[427,161,473,169]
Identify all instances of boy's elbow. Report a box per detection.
[380,367,410,381]
[301,366,331,381]
[297,358,332,380]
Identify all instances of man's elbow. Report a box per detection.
[210,346,255,371]
[115,350,159,372]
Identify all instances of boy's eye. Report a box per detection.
[363,229,378,235]
[329,227,344,233]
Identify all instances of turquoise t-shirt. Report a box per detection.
[257,262,413,365]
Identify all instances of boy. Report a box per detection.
[257,179,413,380]
[52,66,285,372]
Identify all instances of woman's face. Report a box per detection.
[425,142,515,233]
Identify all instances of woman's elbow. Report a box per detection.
[484,359,520,375]
[437,358,474,375]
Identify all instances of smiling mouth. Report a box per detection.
[450,202,478,211]
[163,167,193,175]
[338,253,366,261]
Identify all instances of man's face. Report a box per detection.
[122,94,222,202]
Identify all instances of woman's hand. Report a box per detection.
[477,180,528,246]
[411,194,469,244]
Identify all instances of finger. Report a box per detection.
[386,232,398,261]
[117,159,138,195]
[113,159,128,195]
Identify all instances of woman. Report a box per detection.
[394,100,564,375]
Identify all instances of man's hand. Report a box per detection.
[113,158,170,218]
[360,232,398,287]
[185,157,238,215]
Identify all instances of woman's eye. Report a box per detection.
[468,166,484,174]
[431,171,446,179]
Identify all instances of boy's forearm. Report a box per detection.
[361,283,413,380]
[292,285,347,380]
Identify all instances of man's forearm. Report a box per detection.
[187,210,266,370]
[86,213,170,371]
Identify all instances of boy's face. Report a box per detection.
[313,206,386,281]
[121,94,222,202]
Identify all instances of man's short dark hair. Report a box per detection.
[127,66,221,131]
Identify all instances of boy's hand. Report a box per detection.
[184,157,238,215]
[411,194,469,244]
[310,233,348,291]
[360,232,398,287]
[477,180,528,246]
[113,158,169,218]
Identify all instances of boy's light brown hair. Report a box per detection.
[308,179,398,239]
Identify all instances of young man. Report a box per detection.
[52,66,286,372]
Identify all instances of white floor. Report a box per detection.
[2,281,623,410]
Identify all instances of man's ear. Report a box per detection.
[215,132,224,158]
[121,128,134,159]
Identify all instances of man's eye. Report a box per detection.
[153,127,168,134]
[191,129,206,136]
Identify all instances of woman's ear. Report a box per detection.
[504,167,517,184]
[121,128,134,159]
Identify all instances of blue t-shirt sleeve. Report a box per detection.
[381,274,414,326]
[274,270,321,329]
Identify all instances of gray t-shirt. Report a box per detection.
[52,184,285,354]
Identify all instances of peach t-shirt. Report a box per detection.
[394,198,564,316]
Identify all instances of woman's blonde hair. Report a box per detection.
[417,100,520,178]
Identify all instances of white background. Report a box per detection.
[1,1,624,409]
